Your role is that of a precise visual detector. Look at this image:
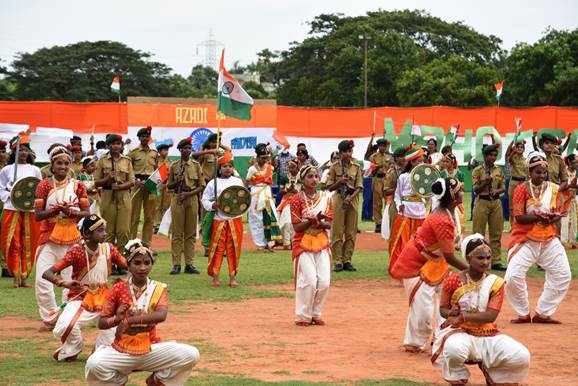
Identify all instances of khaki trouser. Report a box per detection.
[472,198,503,263]
[508,179,524,224]
[154,184,172,227]
[330,194,359,264]
[100,190,131,251]
[130,186,156,244]
[171,194,198,266]
[372,177,385,225]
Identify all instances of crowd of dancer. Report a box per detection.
[0,127,573,385]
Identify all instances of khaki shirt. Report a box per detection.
[369,151,392,177]
[40,165,75,179]
[197,152,217,182]
[128,146,158,176]
[95,154,135,185]
[70,161,82,177]
[326,159,363,192]
[384,166,402,196]
[509,153,527,179]
[0,152,9,169]
[546,153,568,185]
[472,164,505,196]
[167,158,205,192]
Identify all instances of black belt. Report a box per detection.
[375,173,386,178]
[478,195,499,201]
[135,174,151,180]
[511,176,526,182]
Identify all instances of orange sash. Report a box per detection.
[81,284,109,312]
[301,231,329,252]
[49,217,81,245]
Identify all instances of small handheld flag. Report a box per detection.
[494,81,504,103]
[111,76,120,95]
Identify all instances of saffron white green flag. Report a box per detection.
[111,76,120,95]
[143,162,168,195]
[217,50,253,120]
[495,81,504,102]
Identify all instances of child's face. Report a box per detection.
[302,169,319,189]
[86,162,96,174]
[159,149,169,159]
[220,163,234,178]
[129,254,153,280]
[288,164,298,174]
[73,150,82,161]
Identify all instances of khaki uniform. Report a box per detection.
[472,164,505,263]
[40,165,75,179]
[95,154,135,250]
[196,152,217,231]
[546,153,568,235]
[326,159,363,264]
[154,158,173,228]
[508,153,528,224]
[128,146,158,244]
[384,166,403,233]
[70,161,82,178]
[369,151,392,226]
[168,158,205,266]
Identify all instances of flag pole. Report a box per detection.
[214,112,223,202]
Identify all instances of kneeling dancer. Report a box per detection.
[291,165,333,326]
[391,177,468,352]
[432,235,530,386]
[506,153,572,324]
[85,240,200,386]
[43,214,126,361]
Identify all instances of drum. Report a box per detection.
[217,185,251,216]
[10,176,40,211]
[409,164,441,198]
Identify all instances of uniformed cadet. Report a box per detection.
[128,126,158,245]
[154,143,173,232]
[472,143,506,270]
[538,133,569,188]
[327,140,363,272]
[167,137,205,275]
[40,143,76,179]
[506,138,528,225]
[70,145,83,177]
[383,147,408,234]
[94,134,135,262]
[367,138,392,233]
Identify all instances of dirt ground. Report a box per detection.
[2,277,576,385]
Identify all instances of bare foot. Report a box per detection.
[229,277,239,288]
[311,317,326,326]
[20,281,32,288]
[211,277,220,287]
[295,321,310,327]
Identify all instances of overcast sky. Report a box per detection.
[0,0,576,76]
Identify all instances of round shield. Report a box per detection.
[409,164,441,198]
[11,176,40,211]
[218,185,251,216]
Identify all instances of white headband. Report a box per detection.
[460,233,485,258]
[433,178,446,199]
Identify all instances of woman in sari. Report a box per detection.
[277,159,301,249]
[246,143,282,251]
[388,144,426,276]
[290,165,333,326]
[391,177,468,352]
[85,240,200,386]
[0,133,42,288]
[432,235,530,386]
[505,153,572,324]
[34,145,90,330]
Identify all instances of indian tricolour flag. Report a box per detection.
[144,162,168,195]
[217,50,253,120]
[495,81,504,102]
[111,76,120,95]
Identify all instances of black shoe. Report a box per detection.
[333,264,343,272]
[152,251,158,257]
[491,263,507,271]
[184,265,200,274]
[343,262,357,272]
[111,266,120,276]
[169,265,181,275]
[204,248,209,257]
[1,267,13,278]
[153,226,159,234]
[375,225,381,233]
[537,264,545,271]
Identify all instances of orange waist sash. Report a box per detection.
[81,284,109,312]
[49,217,81,244]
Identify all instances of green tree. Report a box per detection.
[396,55,498,106]
[0,60,15,100]
[7,41,176,101]
[187,65,218,98]
[504,29,578,106]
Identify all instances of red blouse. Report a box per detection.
[52,243,127,300]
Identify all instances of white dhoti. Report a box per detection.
[434,331,530,384]
[402,277,442,350]
[560,197,578,244]
[278,204,294,246]
[381,203,391,240]
[35,242,72,322]
[248,185,278,248]
[505,239,571,317]
[53,300,115,361]
[85,342,200,386]
[294,249,331,322]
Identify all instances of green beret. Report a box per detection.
[137,126,152,137]
[255,143,269,156]
[514,137,526,146]
[539,133,560,146]
[207,133,218,142]
[156,143,172,151]
[105,134,123,146]
[392,147,407,158]
[482,143,500,156]
[338,140,354,152]
[376,138,389,146]
[177,137,192,149]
